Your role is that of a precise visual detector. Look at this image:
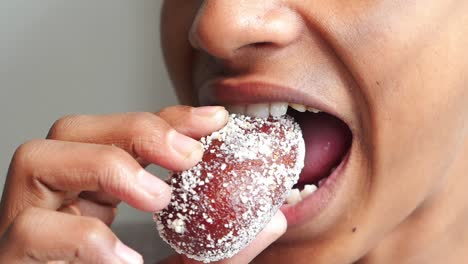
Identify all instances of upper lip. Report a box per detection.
[198,78,349,126]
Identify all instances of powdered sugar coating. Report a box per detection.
[154,114,305,263]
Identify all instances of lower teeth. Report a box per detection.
[301,184,317,198]
[285,184,318,205]
[286,189,301,205]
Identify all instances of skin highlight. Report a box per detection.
[0,1,466,263]
[161,0,468,263]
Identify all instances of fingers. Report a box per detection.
[47,106,228,171]
[79,191,122,207]
[1,139,171,231]
[158,106,228,139]
[59,198,117,226]
[216,211,287,264]
[0,207,143,264]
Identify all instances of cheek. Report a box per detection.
[291,0,468,246]
[161,1,201,105]
[328,0,467,225]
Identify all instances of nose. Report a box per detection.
[189,1,303,58]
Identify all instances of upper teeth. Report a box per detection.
[245,103,270,118]
[227,103,321,118]
[308,107,321,114]
[285,184,318,205]
[289,103,306,112]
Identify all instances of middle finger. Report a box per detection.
[1,140,170,232]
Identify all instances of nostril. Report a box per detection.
[189,2,303,59]
[252,42,274,49]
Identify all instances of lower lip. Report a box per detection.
[280,150,351,227]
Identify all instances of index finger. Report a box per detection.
[47,106,228,171]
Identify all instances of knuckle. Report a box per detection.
[47,114,80,139]
[131,134,164,158]
[14,140,40,160]
[158,105,191,118]
[100,171,133,199]
[160,105,193,124]
[125,112,159,136]
[14,206,37,224]
[11,140,47,173]
[96,145,129,168]
[8,207,42,247]
[124,112,167,157]
[94,146,134,194]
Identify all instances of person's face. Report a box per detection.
[161,0,468,262]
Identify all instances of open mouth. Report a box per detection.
[286,105,352,204]
[199,78,355,226]
[226,102,353,224]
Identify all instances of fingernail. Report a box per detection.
[169,130,204,160]
[115,241,143,264]
[193,106,226,117]
[137,170,171,207]
[265,211,287,237]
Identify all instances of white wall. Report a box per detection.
[0,1,177,261]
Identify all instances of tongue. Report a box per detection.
[290,112,352,185]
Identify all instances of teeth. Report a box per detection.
[285,184,318,205]
[245,103,270,118]
[226,102,322,117]
[300,184,318,199]
[307,107,321,113]
[227,105,246,115]
[289,103,306,112]
[286,189,302,205]
[269,102,289,117]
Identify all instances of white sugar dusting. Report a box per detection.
[155,114,305,263]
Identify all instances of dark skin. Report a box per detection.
[162,0,468,263]
[0,107,285,264]
[1,0,468,263]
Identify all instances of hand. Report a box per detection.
[159,211,287,264]
[0,105,229,264]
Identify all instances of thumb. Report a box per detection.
[177,211,287,264]
[216,211,287,264]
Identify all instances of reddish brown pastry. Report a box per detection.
[154,114,305,263]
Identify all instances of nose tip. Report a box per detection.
[189,1,303,58]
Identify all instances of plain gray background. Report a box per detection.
[0,1,177,261]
